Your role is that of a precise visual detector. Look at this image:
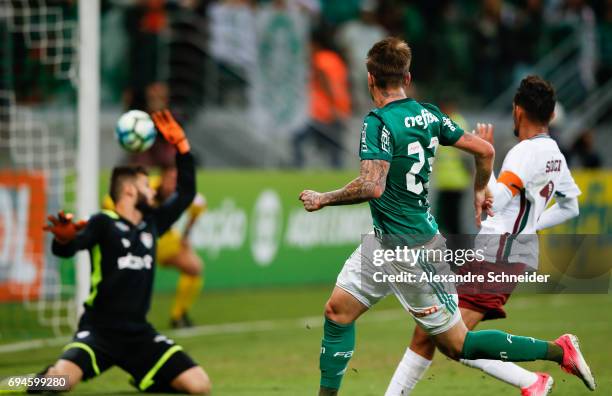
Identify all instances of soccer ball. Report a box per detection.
[115,110,157,152]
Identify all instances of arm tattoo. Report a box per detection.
[320,160,390,206]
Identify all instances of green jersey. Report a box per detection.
[359,98,464,239]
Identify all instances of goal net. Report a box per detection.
[0,0,80,346]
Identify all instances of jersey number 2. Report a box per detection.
[406,137,439,194]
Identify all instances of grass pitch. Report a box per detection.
[0,286,610,395]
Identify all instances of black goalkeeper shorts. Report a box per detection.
[60,323,196,392]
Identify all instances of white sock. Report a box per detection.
[385,348,432,396]
[460,359,539,388]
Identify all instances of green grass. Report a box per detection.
[0,286,610,395]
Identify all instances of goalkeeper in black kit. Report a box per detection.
[34,110,211,394]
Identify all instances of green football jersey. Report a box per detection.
[359,98,465,239]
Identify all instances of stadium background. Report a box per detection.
[0,0,610,395]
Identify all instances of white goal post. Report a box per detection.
[76,0,100,318]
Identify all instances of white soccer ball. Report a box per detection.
[115,110,157,153]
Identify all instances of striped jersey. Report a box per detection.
[478,134,580,266]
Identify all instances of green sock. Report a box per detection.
[461,330,549,362]
[546,342,564,363]
[320,317,355,390]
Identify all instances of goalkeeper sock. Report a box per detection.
[184,274,203,313]
[320,317,355,390]
[171,274,202,320]
[384,347,431,396]
[461,330,549,362]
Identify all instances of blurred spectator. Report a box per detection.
[511,0,545,79]
[549,0,598,91]
[336,0,386,113]
[433,99,471,234]
[472,0,513,101]
[293,27,351,168]
[401,0,426,43]
[129,81,176,167]
[68,0,612,170]
[146,81,169,112]
[597,0,612,84]
[124,0,168,110]
[208,0,256,105]
[320,0,361,25]
[287,0,321,16]
[429,0,471,89]
[567,129,603,169]
[166,0,209,119]
[548,101,567,143]
[209,0,256,68]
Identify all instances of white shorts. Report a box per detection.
[336,233,461,336]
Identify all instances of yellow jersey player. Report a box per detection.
[154,166,206,328]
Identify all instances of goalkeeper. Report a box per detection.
[35,110,211,394]
[103,164,207,329]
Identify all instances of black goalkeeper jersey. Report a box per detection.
[52,152,195,331]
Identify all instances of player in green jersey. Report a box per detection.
[299,37,595,396]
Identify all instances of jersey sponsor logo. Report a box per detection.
[117,253,153,270]
[333,350,354,359]
[546,159,562,173]
[114,222,129,232]
[442,116,456,132]
[360,122,368,152]
[140,232,153,249]
[408,305,439,318]
[250,190,282,266]
[381,126,391,153]
[404,109,440,130]
[154,334,175,345]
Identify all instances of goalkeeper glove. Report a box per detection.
[151,109,191,154]
[43,211,87,244]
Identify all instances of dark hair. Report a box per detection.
[366,37,412,89]
[110,165,148,202]
[513,75,556,124]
